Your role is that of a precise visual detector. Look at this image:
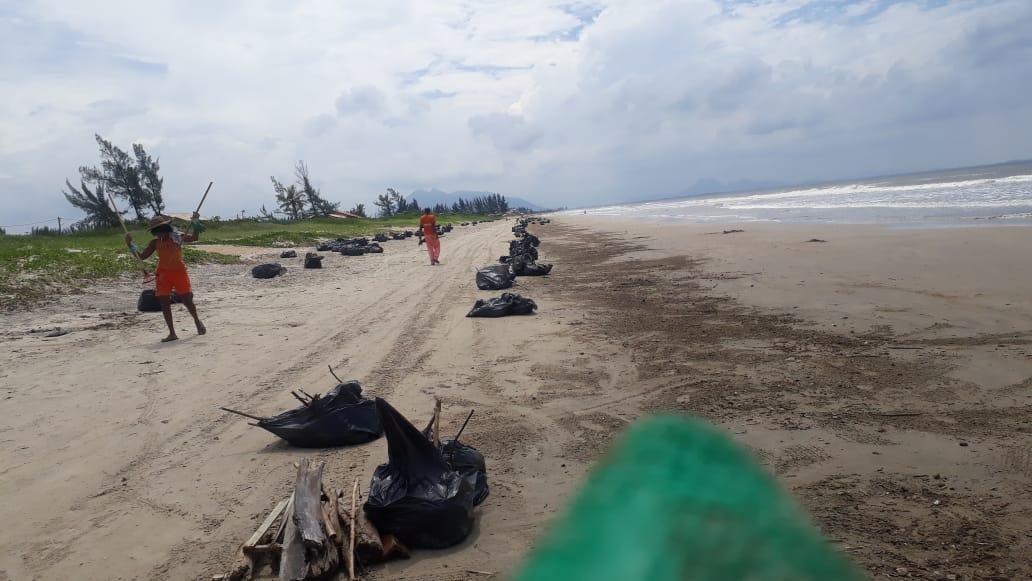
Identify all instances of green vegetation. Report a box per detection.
[0,213,497,309]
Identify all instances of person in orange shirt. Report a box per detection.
[125,213,207,342]
[419,208,441,265]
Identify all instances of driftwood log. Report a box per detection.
[279,459,340,581]
[336,489,411,566]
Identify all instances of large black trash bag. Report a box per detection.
[256,381,382,447]
[137,289,181,312]
[366,242,384,253]
[476,265,514,290]
[252,263,286,278]
[440,438,489,506]
[280,249,298,258]
[341,245,366,256]
[364,399,476,549]
[466,293,537,318]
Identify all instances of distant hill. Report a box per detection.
[408,188,546,211]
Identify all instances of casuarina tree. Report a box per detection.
[68,134,166,223]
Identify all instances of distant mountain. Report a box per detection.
[408,188,547,211]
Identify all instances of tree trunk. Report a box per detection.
[279,459,339,580]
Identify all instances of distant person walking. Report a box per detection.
[125,213,207,342]
[419,208,441,265]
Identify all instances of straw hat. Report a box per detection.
[148,215,174,231]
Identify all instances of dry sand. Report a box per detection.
[1,217,1030,580]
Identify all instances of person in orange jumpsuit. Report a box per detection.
[419,208,441,265]
[125,213,206,342]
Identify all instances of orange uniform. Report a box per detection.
[419,214,441,264]
[154,238,191,296]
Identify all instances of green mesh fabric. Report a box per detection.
[515,415,863,581]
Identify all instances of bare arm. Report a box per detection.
[137,239,158,260]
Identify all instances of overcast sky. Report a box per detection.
[2,0,1031,229]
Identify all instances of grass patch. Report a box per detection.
[0,213,500,309]
[191,214,489,247]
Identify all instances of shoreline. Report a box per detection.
[1,217,1030,580]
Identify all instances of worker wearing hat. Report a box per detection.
[125,212,206,342]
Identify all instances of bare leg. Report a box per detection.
[158,295,178,342]
[180,292,206,335]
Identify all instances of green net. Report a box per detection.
[515,415,863,581]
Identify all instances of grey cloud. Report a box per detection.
[335,85,386,116]
[469,113,542,152]
[705,58,773,113]
[303,113,336,137]
[79,99,149,123]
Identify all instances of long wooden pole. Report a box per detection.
[348,479,359,581]
[106,192,150,278]
[185,181,214,235]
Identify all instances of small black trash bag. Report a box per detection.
[137,289,180,312]
[366,242,384,254]
[304,253,323,269]
[364,399,476,549]
[256,381,382,447]
[280,250,298,258]
[466,293,537,318]
[475,265,514,290]
[252,263,286,278]
[514,261,552,276]
[440,438,489,506]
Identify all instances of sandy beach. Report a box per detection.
[2,217,1031,580]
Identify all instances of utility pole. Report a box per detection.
[57,217,62,234]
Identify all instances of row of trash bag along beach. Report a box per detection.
[468,216,552,317]
[137,216,553,318]
[220,375,488,551]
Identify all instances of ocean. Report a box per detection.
[565,161,1032,227]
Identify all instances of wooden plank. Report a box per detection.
[244,498,289,550]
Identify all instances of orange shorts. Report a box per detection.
[155,269,191,296]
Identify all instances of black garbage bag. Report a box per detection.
[514,261,552,276]
[440,438,489,506]
[476,265,514,290]
[341,246,366,256]
[525,233,540,247]
[304,253,323,268]
[373,233,389,243]
[364,399,475,549]
[366,242,384,254]
[316,242,331,251]
[280,250,298,258]
[137,289,181,312]
[466,293,537,318]
[255,381,382,447]
[252,263,286,278]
